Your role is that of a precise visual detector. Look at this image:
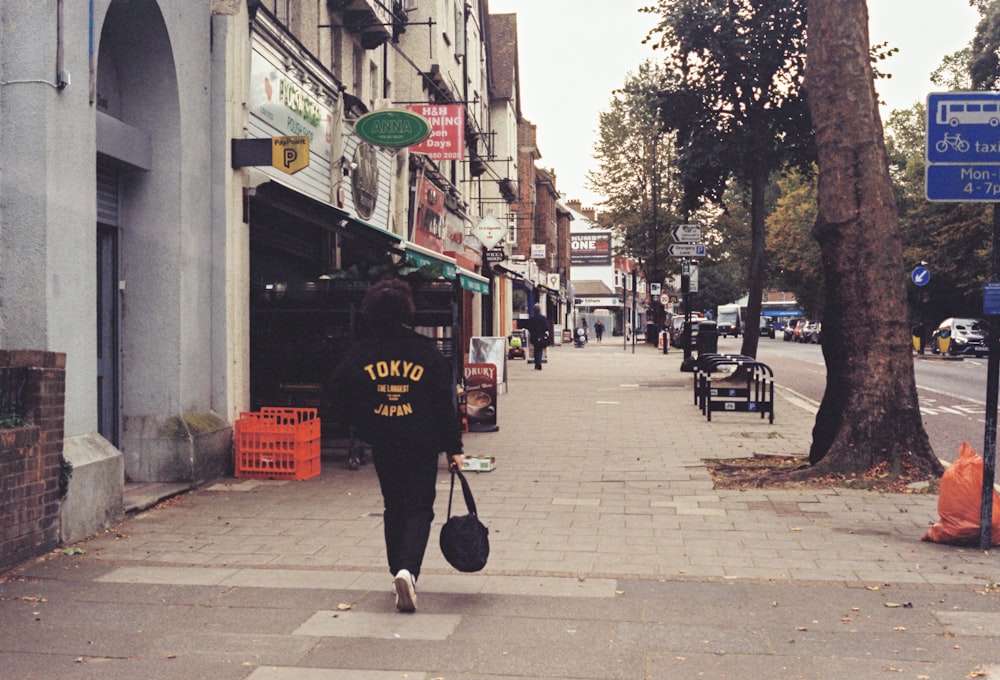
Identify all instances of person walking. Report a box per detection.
[328,279,464,613]
[594,318,604,344]
[528,303,552,370]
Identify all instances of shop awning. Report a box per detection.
[343,213,402,243]
[458,267,490,295]
[246,169,403,245]
[492,263,526,281]
[403,241,457,279]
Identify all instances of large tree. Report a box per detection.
[589,62,683,324]
[805,0,941,477]
[646,0,813,360]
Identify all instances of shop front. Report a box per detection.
[410,165,489,363]
[243,11,404,433]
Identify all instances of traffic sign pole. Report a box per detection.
[925,92,1000,548]
[981,208,1000,550]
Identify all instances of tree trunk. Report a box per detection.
[739,165,766,360]
[805,0,942,478]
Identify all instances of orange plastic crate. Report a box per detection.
[234,407,321,480]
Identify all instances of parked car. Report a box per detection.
[670,315,703,348]
[759,316,775,339]
[808,321,822,344]
[785,318,808,342]
[931,318,988,357]
[798,320,820,343]
[783,318,803,341]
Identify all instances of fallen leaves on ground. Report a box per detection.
[704,454,939,493]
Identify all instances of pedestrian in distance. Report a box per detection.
[328,279,464,613]
[528,303,552,370]
[594,318,604,344]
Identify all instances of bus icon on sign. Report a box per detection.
[927,93,1000,169]
[936,99,1000,127]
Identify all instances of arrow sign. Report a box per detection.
[671,224,701,242]
[911,266,930,286]
[667,243,706,257]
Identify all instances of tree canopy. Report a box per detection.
[643,0,814,358]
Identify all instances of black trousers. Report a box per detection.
[533,344,544,369]
[372,446,439,580]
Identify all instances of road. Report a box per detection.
[715,335,993,463]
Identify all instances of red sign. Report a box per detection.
[412,173,445,251]
[405,105,465,160]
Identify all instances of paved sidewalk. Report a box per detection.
[2,341,999,679]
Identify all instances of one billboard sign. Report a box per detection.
[570,232,613,266]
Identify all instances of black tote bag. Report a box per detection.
[439,467,490,572]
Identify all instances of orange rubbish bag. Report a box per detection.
[922,441,1000,546]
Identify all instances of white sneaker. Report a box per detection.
[393,569,416,613]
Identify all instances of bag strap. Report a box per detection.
[447,467,478,518]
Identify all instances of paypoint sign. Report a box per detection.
[272,135,309,175]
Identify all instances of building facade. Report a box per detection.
[0,0,565,544]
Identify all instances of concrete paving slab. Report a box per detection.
[293,609,462,639]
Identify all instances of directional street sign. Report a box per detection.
[926,92,1000,202]
[667,243,706,257]
[911,265,931,287]
[671,224,702,242]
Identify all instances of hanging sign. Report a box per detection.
[354,109,432,148]
[404,104,466,160]
[474,213,506,249]
[271,135,309,175]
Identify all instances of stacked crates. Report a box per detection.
[234,407,321,480]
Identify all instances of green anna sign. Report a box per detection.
[354,108,432,148]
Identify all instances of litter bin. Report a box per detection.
[937,328,951,354]
[911,324,923,353]
[696,320,718,355]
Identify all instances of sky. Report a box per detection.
[487,0,982,209]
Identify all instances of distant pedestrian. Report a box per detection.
[594,319,604,343]
[528,303,552,370]
[328,279,464,613]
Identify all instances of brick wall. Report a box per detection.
[0,350,67,576]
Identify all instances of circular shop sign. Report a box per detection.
[354,108,432,148]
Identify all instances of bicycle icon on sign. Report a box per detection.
[935,132,971,154]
